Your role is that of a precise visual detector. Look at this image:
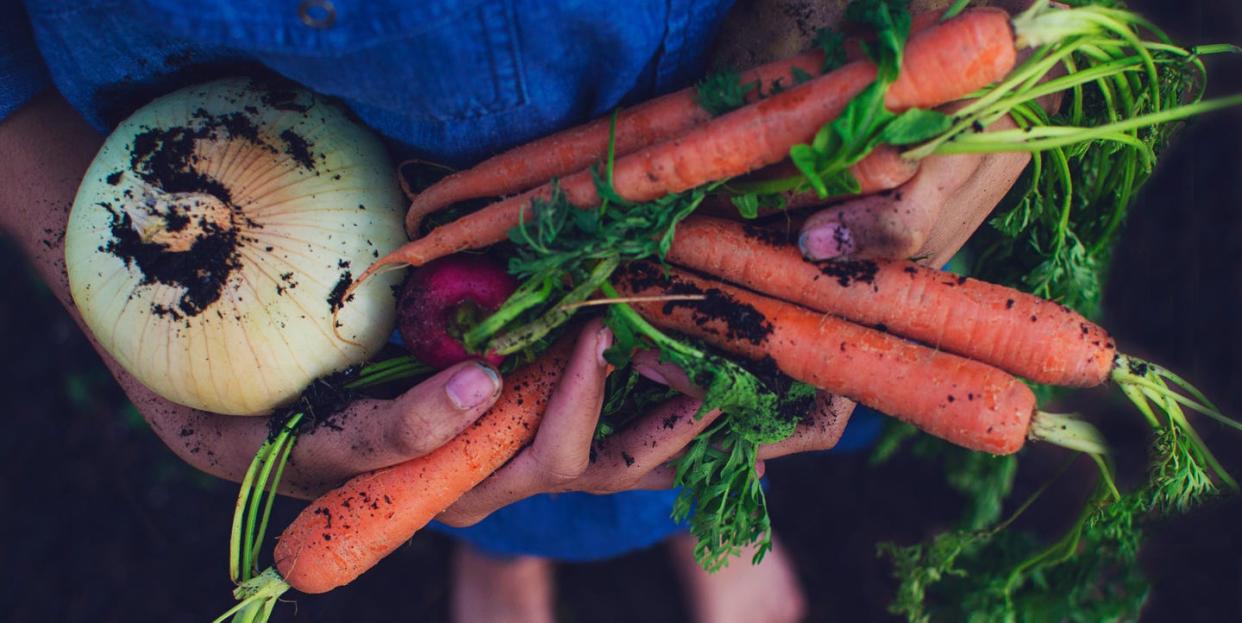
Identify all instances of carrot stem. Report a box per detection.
[213,568,289,623]
[241,416,298,581]
[488,256,620,355]
[228,449,264,583]
[1028,411,1109,456]
[559,294,707,310]
[930,93,1242,156]
[1111,354,1241,492]
[250,430,297,571]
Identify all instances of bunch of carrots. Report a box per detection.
[218,2,1242,620]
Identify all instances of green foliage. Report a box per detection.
[695,70,758,117]
[464,107,817,570]
[941,4,1229,317]
[464,108,716,357]
[596,367,680,439]
[844,0,911,79]
[941,0,971,22]
[602,296,813,570]
[880,470,1154,623]
[871,9,1242,615]
[814,28,848,73]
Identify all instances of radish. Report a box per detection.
[397,254,517,369]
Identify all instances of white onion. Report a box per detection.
[65,78,406,415]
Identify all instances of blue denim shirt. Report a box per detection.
[4,0,887,561]
[5,0,732,165]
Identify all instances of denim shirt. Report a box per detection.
[5,0,734,166]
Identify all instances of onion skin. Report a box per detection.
[65,78,407,415]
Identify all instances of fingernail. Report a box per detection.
[596,326,614,366]
[445,362,501,410]
[635,364,668,386]
[799,222,854,260]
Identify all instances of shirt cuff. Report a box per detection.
[0,5,51,122]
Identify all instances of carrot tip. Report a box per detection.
[330,258,407,347]
[403,202,437,239]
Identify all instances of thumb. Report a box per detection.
[287,360,502,494]
[384,360,504,456]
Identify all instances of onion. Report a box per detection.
[65,78,406,415]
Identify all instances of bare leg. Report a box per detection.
[669,533,807,623]
[452,544,555,623]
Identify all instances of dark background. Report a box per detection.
[2,1,1239,621]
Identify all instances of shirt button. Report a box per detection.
[298,0,337,29]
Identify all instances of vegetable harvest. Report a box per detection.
[206,2,1239,619]
[49,1,1242,621]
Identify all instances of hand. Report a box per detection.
[797,125,1031,267]
[436,326,858,528]
[120,359,504,500]
[713,0,1042,268]
[627,350,856,462]
[438,320,734,526]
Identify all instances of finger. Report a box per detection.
[170,359,504,499]
[289,357,502,475]
[917,126,1031,266]
[798,153,976,260]
[583,396,723,493]
[437,320,612,526]
[632,349,704,398]
[758,392,855,459]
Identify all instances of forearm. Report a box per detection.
[0,91,224,465]
[0,90,102,308]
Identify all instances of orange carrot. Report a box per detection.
[403,11,944,235]
[616,262,1036,455]
[358,8,1016,294]
[702,145,919,217]
[665,216,1116,387]
[274,342,571,594]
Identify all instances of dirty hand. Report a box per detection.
[798,119,1031,268]
[437,322,858,528]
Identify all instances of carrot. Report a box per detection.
[358,7,1016,294]
[273,341,571,594]
[616,262,1037,455]
[664,216,1117,387]
[403,11,945,235]
[702,145,919,217]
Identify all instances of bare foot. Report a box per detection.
[668,533,807,623]
[452,544,555,623]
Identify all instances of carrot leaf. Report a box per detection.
[879,108,953,145]
[846,0,912,80]
[941,0,970,22]
[901,1,1242,318]
[881,457,1153,623]
[599,284,810,571]
[695,70,758,117]
[814,28,848,73]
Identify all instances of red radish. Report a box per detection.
[397,254,516,369]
